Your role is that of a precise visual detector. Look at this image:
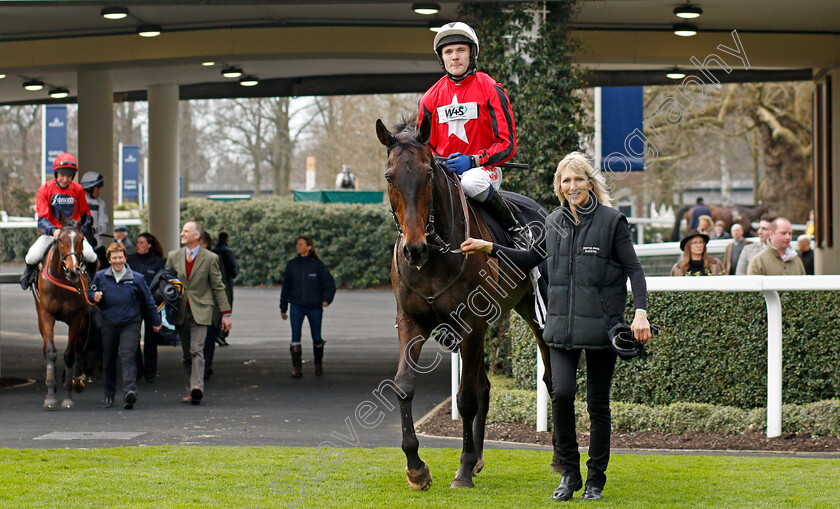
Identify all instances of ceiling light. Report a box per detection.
[0,74,6,79]
[673,23,698,37]
[412,3,440,15]
[23,80,44,91]
[101,7,129,20]
[666,68,686,80]
[201,61,215,67]
[428,22,443,33]
[49,87,70,99]
[674,5,703,19]
[137,24,162,37]
[239,75,259,87]
[221,67,243,78]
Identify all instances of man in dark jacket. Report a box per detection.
[279,236,336,377]
[212,231,238,305]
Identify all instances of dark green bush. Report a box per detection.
[179,197,397,288]
[506,291,840,408]
[0,227,40,262]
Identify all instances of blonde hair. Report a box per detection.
[553,152,612,208]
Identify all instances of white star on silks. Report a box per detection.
[446,94,470,144]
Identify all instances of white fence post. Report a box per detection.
[451,351,460,419]
[536,347,548,432]
[763,289,783,438]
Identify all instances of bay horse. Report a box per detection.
[670,203,768,241]
[31,215,93,409]
[376,117,551,490]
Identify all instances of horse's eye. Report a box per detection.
[384,172,395,188]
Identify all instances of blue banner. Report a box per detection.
[43,105,67,182]
[121,145,140,201]
[600,87,645,172]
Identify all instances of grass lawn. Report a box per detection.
[1,446,838,508]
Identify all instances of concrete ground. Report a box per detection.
[1,268,475,450]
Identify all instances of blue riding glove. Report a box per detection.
[443,153,475,176]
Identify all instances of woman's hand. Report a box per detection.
[460,238,493,254]
[93,291,103,303]
[631,311,652,343]
[152,325,162,333]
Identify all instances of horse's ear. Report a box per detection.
[376,119,396,148]
[58,211,67,227]
[417,115,431,146]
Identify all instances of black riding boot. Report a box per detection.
[313,344,324,376]
[20,263,37,290]
[290,344,303,378]
[483,192,531,246]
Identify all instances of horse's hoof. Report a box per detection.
[43,398,58,410]
[471,458,485,477]
[450,478,475,489]
[405,463,433,491]
[72,377,85,393]
[61,399,74,409]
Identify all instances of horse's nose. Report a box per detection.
[403,241,428,267]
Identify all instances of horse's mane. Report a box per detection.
[391,116,426,152]
[60,216,83,230]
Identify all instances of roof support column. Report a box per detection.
[815,70,840,274]
[147,84,180,253]
[77,70,114,239]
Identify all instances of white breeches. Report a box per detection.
[459,166,502,202]
[25,235,97,265]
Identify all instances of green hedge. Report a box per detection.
[179,198,396,288]
[486,375,840,436]
[0,227,40,263]
[505,291,840,408]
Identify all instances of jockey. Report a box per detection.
[20,152,97,290]
[419,21,526,242]
[79,170,109,267]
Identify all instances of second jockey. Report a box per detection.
[20,152,97,290]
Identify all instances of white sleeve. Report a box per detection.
[95,198,109,234]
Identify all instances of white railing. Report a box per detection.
[524,275,840,438]
[0,218,142,229]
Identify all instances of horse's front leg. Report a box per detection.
[37,308,59,410]
[61,316,87,408]
[395,315,433,491]
[452,328,486,488]
[470,369,490,477]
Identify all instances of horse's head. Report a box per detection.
[56,213,86,282]
[376,116,437,268]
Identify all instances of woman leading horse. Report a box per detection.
[376,116,550,490]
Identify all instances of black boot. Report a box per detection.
[313,344,324,376]
[483,192,531,246]
[20,263,37,290]
[290,344,303,378]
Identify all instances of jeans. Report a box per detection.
[101,316,142,399]
[550,347,617,489]
[289,304,324,346]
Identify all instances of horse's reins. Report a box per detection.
[40,235,97,306]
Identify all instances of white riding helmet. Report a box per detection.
[433,22,480,58]
[79,171,104,190]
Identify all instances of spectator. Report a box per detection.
[797,235,814,275]
[79,171,109,270]
[723,224,752,275]
[200,231,228,380]
[212,231,238,307]
[747,217,806,275]
[165,221,231,405]
[712,220,731,240]
[697,215,715,238]
[127,232,166,383]
[460,151,651,502]
[114,225,135,255]
[670,229,724,276]
[688,197,712,230]
[805,210,815,237]
[88,242,161,409]
[735,217,773,275]
[280,236,336,378]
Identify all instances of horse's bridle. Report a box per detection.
[388,154,470,254]
[57,227,87,279]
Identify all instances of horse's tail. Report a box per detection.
[671,206,692,241]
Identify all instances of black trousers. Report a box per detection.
[101,316,142,399]
[550,347,617,489]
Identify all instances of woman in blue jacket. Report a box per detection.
[279,236,336,378]
[126,232,166,383]
[90,243,161,409]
